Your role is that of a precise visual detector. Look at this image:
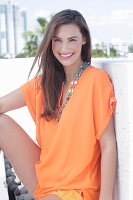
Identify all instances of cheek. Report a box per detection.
[52,42,60,54]
[71,41,83,50]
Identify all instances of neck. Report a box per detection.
[63,60,84,85]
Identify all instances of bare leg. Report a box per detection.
[0,113,41,197]
[0,114,62,200]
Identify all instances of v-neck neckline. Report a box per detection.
[58,65,91,109]
[58,81,70,108]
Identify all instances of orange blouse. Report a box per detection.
[20,65,117,200]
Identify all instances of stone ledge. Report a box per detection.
[0,151,9,200]
[4,155,34,200]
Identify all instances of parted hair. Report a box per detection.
[29,9,92,121]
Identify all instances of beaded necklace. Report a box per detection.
[54,61,90,122]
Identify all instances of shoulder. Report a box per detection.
[26,75,42,88]
[85,66,113,90]
[89,66,111,80]
[88,66,112,84]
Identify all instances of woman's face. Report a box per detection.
[52,23,86,68]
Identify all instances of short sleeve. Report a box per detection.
[20,77,37,123]
[93,70,117,141]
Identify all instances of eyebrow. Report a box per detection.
[53,36,78,39]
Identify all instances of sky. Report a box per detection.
[13,0,133,44]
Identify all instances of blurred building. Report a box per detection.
[92,37,129,57]
[102,39,129,57]
[0,0,27,57]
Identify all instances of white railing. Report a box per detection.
[0,57,133,200]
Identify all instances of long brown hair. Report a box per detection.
[29,9,92,121]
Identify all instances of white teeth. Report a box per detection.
[60,53,73,57]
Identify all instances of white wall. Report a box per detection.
[92,58,133,200]
[0,57,133,200]
[0,57,36,141]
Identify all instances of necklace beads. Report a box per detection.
[54,61,90,122]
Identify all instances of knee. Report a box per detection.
[0,114,14,148]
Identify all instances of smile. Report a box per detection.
[60,53,74,58]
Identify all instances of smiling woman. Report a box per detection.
[0,9,117,200]
[28,9,92,122]
[52,24,86,76]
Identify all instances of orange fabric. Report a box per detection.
[20,66,117,200]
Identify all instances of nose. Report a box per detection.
[60,42,69,53]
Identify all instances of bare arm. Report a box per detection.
[0,88,26,114]
[99,115,117,200]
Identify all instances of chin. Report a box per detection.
[60,61,75,67]
[58,58,80,67]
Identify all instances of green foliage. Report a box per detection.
[16,16,50,58]
[109,47,117,57]
[0,54,8,59]
[15,53,28,58]
[92,48,108,58]
[92,44,118,58]
[36,17,48,35]
[128,44,133,53]
[16,31,38,58]
[0,55,5,59]
[23,31,38,57]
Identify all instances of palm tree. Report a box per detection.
[36,17,48,35]
[16,17,49,58]
[128,44,133,53]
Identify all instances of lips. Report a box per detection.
[59,53,74,59]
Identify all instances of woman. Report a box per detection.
[0,9,117,200]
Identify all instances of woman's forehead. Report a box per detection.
[54,24,81,37]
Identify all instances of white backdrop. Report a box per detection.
[0,57,36,141]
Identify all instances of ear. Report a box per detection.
[82,37,86,45]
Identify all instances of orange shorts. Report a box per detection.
[49,189,83,200]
